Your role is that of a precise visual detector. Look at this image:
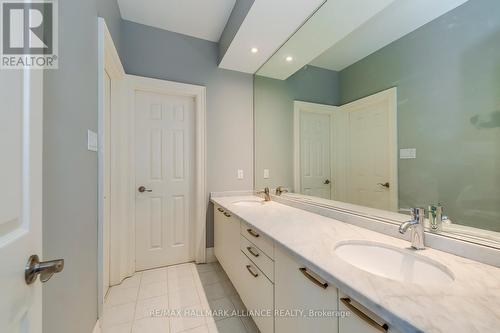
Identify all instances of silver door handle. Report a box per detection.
[378,182,390,188]
[138,186,152,193]
[25,254,64,284]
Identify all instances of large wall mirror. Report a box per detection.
[254,0,500,245]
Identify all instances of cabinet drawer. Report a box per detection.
[275,245,338,333]
[240,235,274,282]
[339,292,395,333]
[240,222,274,259]
[237,252,274,333]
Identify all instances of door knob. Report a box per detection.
[378,182,390,188]
[138,186,152,193]
[25,255,64,284]
[324,179,331,185]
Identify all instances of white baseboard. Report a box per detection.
[92,319,101,333]
[206,247,217,263]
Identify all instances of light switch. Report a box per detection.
[237,169,244,180]
[263,169,270,179]
[400,148,416,159]
[87,130,98,152]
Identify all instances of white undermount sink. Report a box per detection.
[232,199,266,207]
[334,241,454,285]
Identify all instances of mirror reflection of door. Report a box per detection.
[294,102,338,200]
[294,89,397,210]
[343,89,398,211]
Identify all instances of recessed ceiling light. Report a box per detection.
[286,56,293,62]
[251,47,258,54]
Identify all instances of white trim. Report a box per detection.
[97,18,126,317]
[92,320,101,333]
[126,75,207,265]
[206,247,217,263]
[340,87,399,211]
[293,101,339,198]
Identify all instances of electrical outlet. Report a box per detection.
[237,169,244,180]
[400,148,416,159]
[87,130,98,152]
[263,169,270,179]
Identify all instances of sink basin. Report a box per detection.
[232,199,266,207]
[334,241,454,285]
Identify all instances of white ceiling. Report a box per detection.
[311,0,469,71]
[257,0,397,80]
[118,0,236,42]
[218,0,325,74]
[258,0,469,80]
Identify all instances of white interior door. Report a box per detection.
[135,90,195,271]
[102,71,111,296]
[300,111,331,199]
[0,69,43,332]
[294,102,337,200]
[343,89,398,211]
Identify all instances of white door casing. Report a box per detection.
[293,101,339,199]
[134,90,195,270]
[98,18,127,316]
[102,70,111,297]
[342,88,398,211]
[0,69,43,331]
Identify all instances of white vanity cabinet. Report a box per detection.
[237,222,275,333]
[214,203,398,333]
[214,207,275,333]
[338,292,395,333]
[213,204,241,284]
[274,245,339,333]
[235,251,274,333]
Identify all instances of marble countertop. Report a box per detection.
[211,194,500,333]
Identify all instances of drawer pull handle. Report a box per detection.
[246,265,259,278]
[224,212,231,217]
[246,246,260,257]
[246,229,260,238]
[299,267,328,289]
[340,298,388,332]
[217,207,224,213]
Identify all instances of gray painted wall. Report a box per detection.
[254,66,340,189]
[339,0,500,231]
[219,0,255,62]
[97,0,122,55]
[43,0,122,332]
[121,20,254,247]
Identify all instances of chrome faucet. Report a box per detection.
[399,208,425,250]
[275,186,288,196]
[257,187,271,201]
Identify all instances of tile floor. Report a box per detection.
[101,261,260,333]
